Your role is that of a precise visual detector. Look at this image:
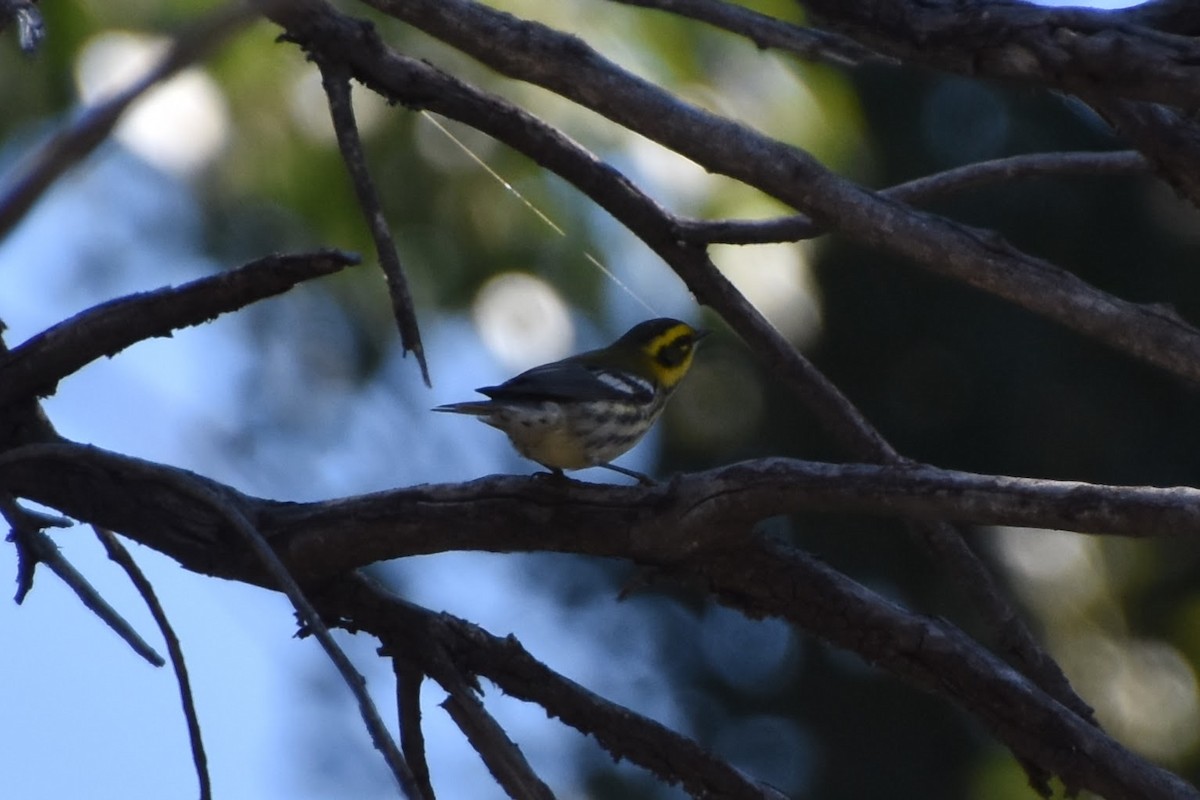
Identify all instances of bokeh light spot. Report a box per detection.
[711,242,822,346]
[991,526,1105,611]
[75,32,229,176]
[289,66,390,144]
[1065,634,1200,761]
[472,272,574,371]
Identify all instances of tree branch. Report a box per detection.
[0,249,360,409]
[436,665,557,800]
[1088,97,1200,210]
[324,572,1189,800]
[607,0,887,66]
[8,445,1200,581]
[316,58,431,386]
[94,526,211,800]
[1,493,165,666]
[799,0,1200,109]
[679,150,1149,245]
[393,659,437,800]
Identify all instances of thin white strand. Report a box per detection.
[420,111,658,316]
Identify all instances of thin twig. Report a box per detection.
[316,58,431,386]
[1,494,164,666]
[0,0,258,242]
[678,150,1150,245]
[94,526,211,800]
[394,659,437,800]
[438,674,557,800]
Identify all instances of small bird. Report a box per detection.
[434,318,707,483]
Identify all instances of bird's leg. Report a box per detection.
[598,462,656,486]
[532,466,572,483]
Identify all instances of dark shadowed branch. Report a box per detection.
[1,493,164,665]
[316,58,431,386]
[435,660,557,800]
[679,150,1149,246]
[7,444,1200,584]
[0,249,360,409]
[607,0,887,66]
[800,0,1200,109]
[336,574,791,800]
[94,526,211,800]
[394,660,437,800]
[324,573,1188,800]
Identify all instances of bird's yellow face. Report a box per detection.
[638,322,704,391]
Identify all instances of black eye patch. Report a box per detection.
[656,338,693,367]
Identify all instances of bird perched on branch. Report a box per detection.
[435,318,706,483]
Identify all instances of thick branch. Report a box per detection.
[608,0,886,66]
[6,444,1200,590]
[800,0,1200,109]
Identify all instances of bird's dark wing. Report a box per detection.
[478,361,654,403]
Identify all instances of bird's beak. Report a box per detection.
[694,328,711,343]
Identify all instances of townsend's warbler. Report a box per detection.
[434,318,706,482]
